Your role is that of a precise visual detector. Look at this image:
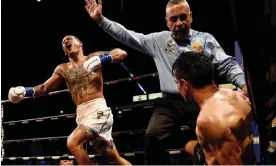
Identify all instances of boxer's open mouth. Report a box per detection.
[66,43,72,49]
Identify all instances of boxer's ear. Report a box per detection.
[182,80,189,90]
[180,78,186,85]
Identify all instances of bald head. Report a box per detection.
[166,0,190,12]
[165,0,192,40]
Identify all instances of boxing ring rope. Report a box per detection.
[1,72,158,104]
[3,149,184,161]
[2,129,147,145]
[3,125,191,144]
[1,104,4,162]
[2,101,155,126]
[1,72,178,162]
[1,73,235,162]
[1,99,190,161]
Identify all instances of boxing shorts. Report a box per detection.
[76,98,115,154]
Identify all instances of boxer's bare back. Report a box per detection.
[196,89,255,165]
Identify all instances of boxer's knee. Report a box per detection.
[67,125,91,153]
[67,137,80,153]
[184,140,198,157]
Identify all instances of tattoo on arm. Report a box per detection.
[33,84,48,97]
[33,65,64,97]
[90,51,109,57]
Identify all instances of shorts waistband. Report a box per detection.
[77,98,107,111]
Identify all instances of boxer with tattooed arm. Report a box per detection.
[8,35,131,165]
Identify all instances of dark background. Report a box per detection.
[2,0,236,102]
[1,0,238,121]
[1,0,239,163]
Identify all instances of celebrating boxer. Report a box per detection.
[8,35,131,165]
[172,51,255,165]
[85,0,248,164]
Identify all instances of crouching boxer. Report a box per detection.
[8,35,131,165]
[172,51,255,165]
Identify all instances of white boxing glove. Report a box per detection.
[8,86,26,104]
[83,56,102,74]
[8,86,35,104]
[83,53,113,74]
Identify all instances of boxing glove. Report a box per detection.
[83,53,112,74]
[8,86,35,104]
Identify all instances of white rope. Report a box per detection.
[2,102,155,125]
[3,129,147,144]
[2,149,183,161]
[1,72,159,104]
[1,104,4,161]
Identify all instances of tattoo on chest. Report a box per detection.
[60,66,98,99]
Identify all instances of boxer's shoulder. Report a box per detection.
[200,94,238,126]
[55,63,72,77]
[58,63,69,68]
[205,89,233,108]
[52,63,67,74]
[199,99,225,121]
[86,53,94,59]
[218,89,251,112]
[57,63,70,70]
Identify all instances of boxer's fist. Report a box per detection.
[83,56,101,74]
[8,86,26,104]
[109,48,128,63]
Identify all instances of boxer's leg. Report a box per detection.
[105,144,132,165]
[83,108,131,165]
[67,125,95,165]
[185,140,198,158]
[88,130,131,165]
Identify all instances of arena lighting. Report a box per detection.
[133,95,147,102]
[133,84,237,102]
[132,92,163,102]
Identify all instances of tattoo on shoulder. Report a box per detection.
[231,112,253,142]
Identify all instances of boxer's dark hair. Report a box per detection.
[166,0,189,9]
[72,36,82,44]
[71,35,83,50]
[172,51,214,88]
